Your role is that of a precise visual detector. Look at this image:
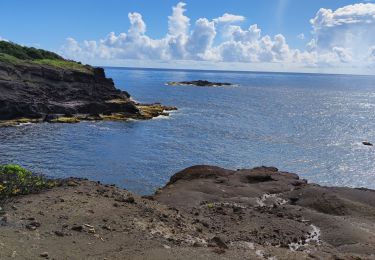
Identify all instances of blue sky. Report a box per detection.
[0,0,363,49]
[1,1,375,74]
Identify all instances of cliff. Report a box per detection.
[0,41,175,125]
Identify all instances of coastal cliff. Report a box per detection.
[1,165,374,259]
[0,41,175,125]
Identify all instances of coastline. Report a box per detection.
[1,41,375,260]
[0,53,177,127]
[0,104,177,127]
[1,165,374,259]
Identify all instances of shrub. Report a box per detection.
[0,41,93,73]
[0,41,63,61]
[0,164,56,208]
[33,59,93,74]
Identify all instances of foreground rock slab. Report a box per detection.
[1,179,230,260]
[1,166,375,259]
[154,165,375,259]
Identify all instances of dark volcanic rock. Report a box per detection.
[154,165,375,258]
[0,62,139,121]
[2,166,375,259]
[167,80,232,87]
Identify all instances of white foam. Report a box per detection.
[152,109,178,120]
[88,124,112,131]
[152,114,171,120]
[14,122,35,127]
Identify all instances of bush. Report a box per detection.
[0,41,63,61]
[0,41,93,73]
[33,59,93,74]
[0,164,56,208]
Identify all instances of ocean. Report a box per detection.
[1,67,375,194]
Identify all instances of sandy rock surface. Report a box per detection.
[1,166,375,259]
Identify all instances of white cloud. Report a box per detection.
[213,13,245,24]
[230,24,261,43]
[332,47,352,63]
[60,2,375,74]
[187,18,217,60]
[166,2,190,59]
[168,2,190,37]
[309,3,375,60]
[128,13,147,35]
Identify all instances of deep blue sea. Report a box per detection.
[1,68,375,194]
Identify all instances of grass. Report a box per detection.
[0,41,63,61]
[0,164,57,209]
[0,41,93,74]
[33,59,93,74]
[0,53,23,65]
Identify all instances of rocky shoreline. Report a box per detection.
[1,165,374,259]
[0,103,177,127]
[0,53,176,127]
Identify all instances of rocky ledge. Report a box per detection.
[1,165,374,259]
[0,59,176,127]
[166,80,232,87]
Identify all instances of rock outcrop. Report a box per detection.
[1,165,375,259]
[0,61,175,125]
[166,80,232,87]
[154,165,375,259]
[0,62,125,119]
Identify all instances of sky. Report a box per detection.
[1,0,375,74]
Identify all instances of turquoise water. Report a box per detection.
[1,68,375,194]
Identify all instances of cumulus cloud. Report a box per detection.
[229,24,261,43]
[187,18,217,60]
[213,13,245,24]
[309,3,375,61]
[332,47,352,63]
[168,2,190,37]
[60,2,375,72]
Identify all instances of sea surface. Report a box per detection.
[1,68,375,194]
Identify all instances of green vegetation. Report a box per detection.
[0,41,93,74]
[33,59,93,74]
[0,53,23,65]
[0,164,57,208]
[0,41,63,60]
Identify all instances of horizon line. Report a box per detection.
[100,65,375,78]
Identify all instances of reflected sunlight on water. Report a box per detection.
[1,68,375,194]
